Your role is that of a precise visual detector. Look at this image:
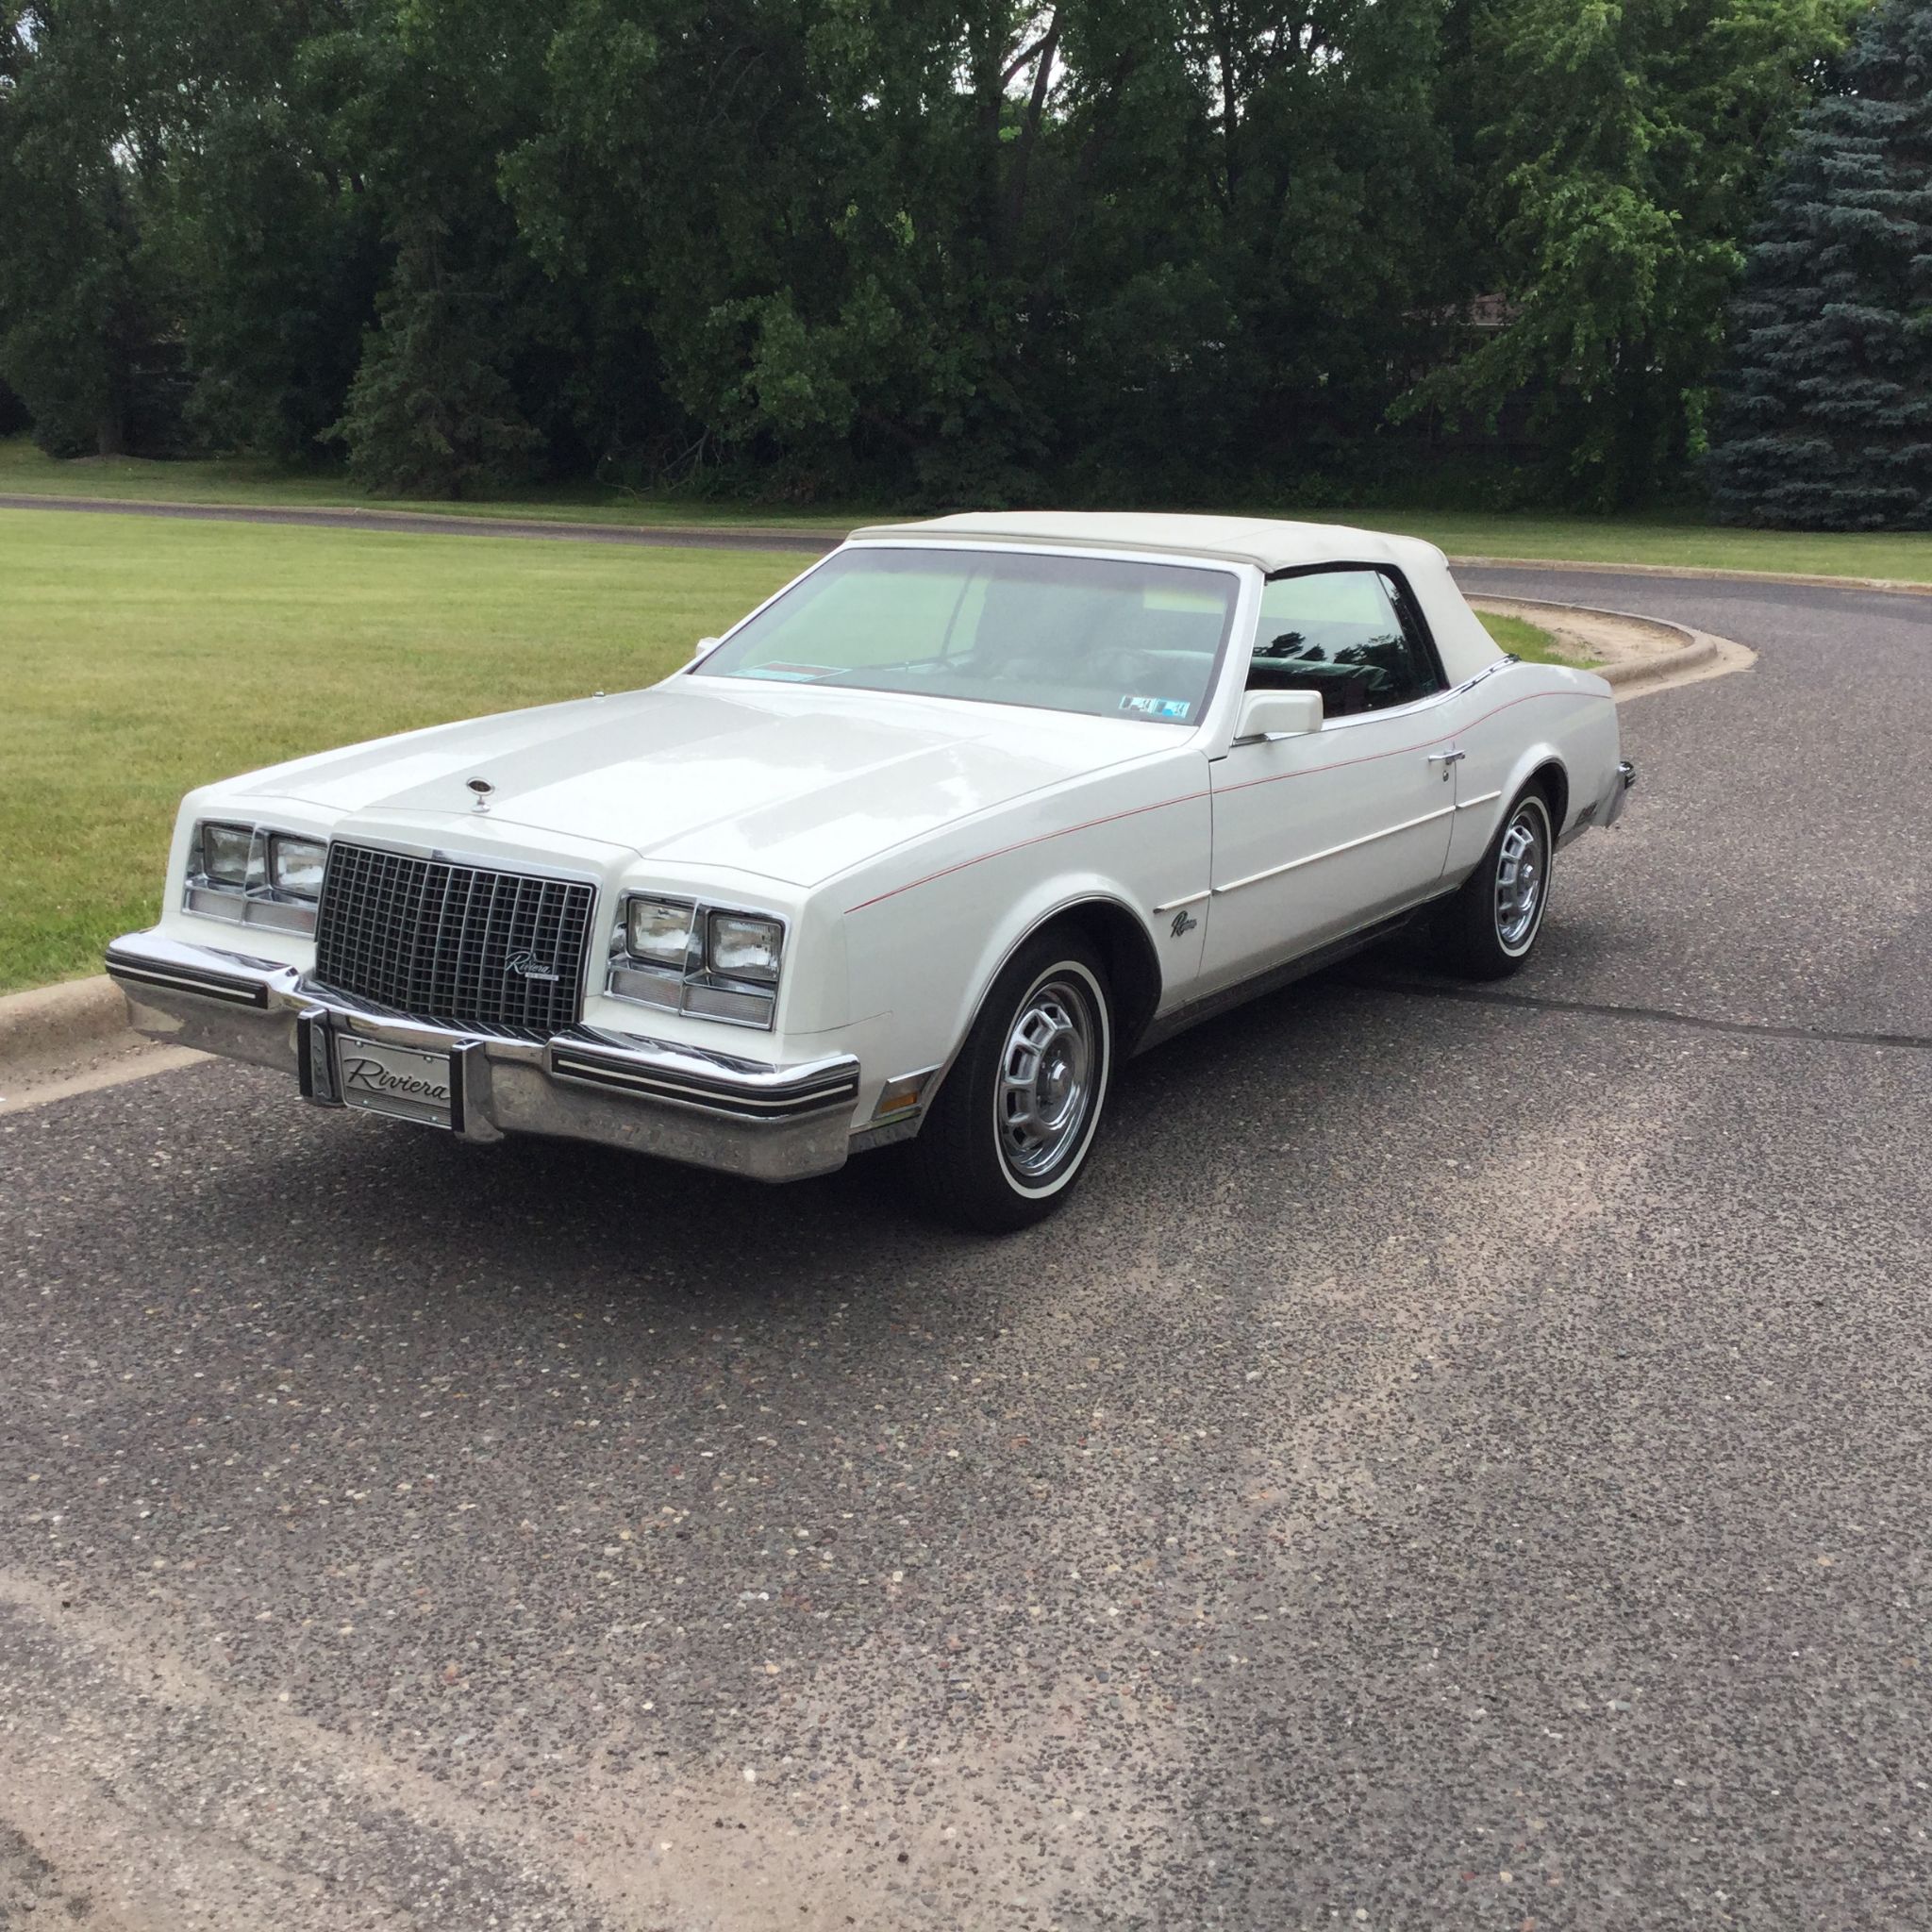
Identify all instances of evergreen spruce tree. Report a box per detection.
[327,226,543,500]
[1709,0,1932,528]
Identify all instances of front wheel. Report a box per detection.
[1434,787,1554,980]
[905,931,1113,1233]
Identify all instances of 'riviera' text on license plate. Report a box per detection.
[334,1036,454,1128]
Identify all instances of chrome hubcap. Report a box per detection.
[1495,806,1547,950]
[998,975,1097,1180]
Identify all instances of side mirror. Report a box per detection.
[688,636,723,664]
[1235,689,1323,742]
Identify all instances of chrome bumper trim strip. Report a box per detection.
[547,1046,859,1118]
[104,930,859,1182]
[105,941,278,1008]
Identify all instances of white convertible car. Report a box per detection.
[108,512,1633,1229]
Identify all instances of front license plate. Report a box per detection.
[334,1035,454,1128]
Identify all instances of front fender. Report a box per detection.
[838,772,1211,1101]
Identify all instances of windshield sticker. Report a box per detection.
[1119,694,1193,722]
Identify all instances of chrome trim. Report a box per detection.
[1601,758,1636,829]
[1136,902,1443,1054]
[1151,890,1211,915]
[1212,804,1457,895]
[1494,800,1549,951]
[548,1040,858,1119]
[850,1114,924,1154]
[104,940,277,1008]
[104,929,859,1182]
[996,970,1102,1179]
[315,842,599,1038]
[1291,654,1511,738]
[869,1063,940,1124]
[1454,789,1504,811]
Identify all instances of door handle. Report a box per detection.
[1427,748,1466,779]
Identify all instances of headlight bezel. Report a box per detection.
[608,891,786,1030]
[200,821,255,889]
[267,834,328,903]
[184,820,327,935]
[625,894,699,973]
[706,911,783,986]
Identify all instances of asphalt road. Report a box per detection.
[2,566,1927,1932]
[0,492,841,551]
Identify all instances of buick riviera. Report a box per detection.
[108,513,1635,1230]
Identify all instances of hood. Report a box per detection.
[228,678,1170,886]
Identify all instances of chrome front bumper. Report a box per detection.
[1602,758,1638,827]
[1563,758,1638,845]
[105,931,862,1182]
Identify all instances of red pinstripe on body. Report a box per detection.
[842,688,1607,914]
[1213,688,1609,797]
[843,791,1209,913]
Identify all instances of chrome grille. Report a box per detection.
[313,843,596,1036]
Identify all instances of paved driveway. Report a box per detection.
[2,569,1926,1930]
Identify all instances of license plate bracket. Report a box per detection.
[333,1034,455,1128]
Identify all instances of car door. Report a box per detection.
[1199,565,1462,992]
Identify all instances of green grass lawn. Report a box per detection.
[6,436,1931,582]
[1474,609,1592,668]
[0,436,858,531]
[2,508,1594,994]
[1,509,804,991]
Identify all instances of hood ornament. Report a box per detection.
[466,776,493,814]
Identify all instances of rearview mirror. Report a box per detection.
[1235,690,1323,741]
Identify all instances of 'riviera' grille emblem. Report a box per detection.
[508,950,559,982]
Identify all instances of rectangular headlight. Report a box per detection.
[200,822,253,888]
[707,912,783,985]
[268,835,326,900]
[625,896,694,970]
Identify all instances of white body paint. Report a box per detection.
[132,512,1626,1157]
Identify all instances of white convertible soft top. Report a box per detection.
[847,510,1506,686]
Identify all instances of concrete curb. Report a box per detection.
[0,974,127,1061]
[1468,594,1717,687]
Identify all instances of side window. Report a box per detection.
[1249,568,1442,717]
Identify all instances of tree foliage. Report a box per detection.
[1708,0,1931,526]
[1397,0,1867,508]
[0,0,1879,508]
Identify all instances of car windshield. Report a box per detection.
[691,546,1239,724]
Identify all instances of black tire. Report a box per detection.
[1435,786,1555,980]
[905,929,1114,1234]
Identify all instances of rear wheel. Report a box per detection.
[1435,787,1554,979]
[905,931,1113,1234]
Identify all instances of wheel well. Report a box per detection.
[1527,759,1569,836]
[1042,900,1164,1053]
